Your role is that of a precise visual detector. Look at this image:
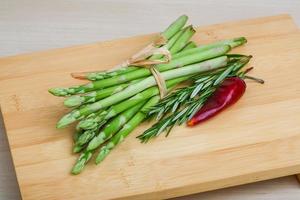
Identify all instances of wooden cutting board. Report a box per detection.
[0,14,300,200]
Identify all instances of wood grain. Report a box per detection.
[0,14,300,200]
[296,174,300,183]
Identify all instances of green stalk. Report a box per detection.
[173,37,246,59]
[77,76,190,130]
[57,55,229,128]
[161,15,188,40]
[76,109,107,131]
[71,102,146,174]
[75,129,97,147]
[49,45,230,96]
[64,78,143,108]
[73,129,85,153]
[86,67,138,81]
[95,96,160,164]
[182,41,197,51]
[71,150,93,175]
[169,25,195,54]
[73,144,85,153]
[163,29,185,51]
[73,129,82,141]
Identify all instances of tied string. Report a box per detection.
[71,35,171,98]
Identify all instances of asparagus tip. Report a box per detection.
[48,88,69,96]
[184,24,196,33]
[86,136,105,151]
[87,72,106,81]
[76,129,95,146]
[95,147,110,164]
[71,151,93,175]
[77,119,98,130]
[240,37,247,43]
[73,145,83,153]
[64,96,84,107]
[71,160,85,175]
[176,14,188,24]
[56,111,79,129]
[234,37,247,46]
[181,14,188,19]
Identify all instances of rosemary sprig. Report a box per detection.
[137,55,252,142]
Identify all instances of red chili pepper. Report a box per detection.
[187,77,246,126]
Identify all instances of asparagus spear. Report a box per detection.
[75,129,97,147]
[169,25,195,54]
[73,144,85,154]
[71,151,93,175]
[95,96,160,164]
[73,127,86,153]
[64,77,144,108]
[57,56,229,128]
[182,41,197,51]
[71,101,146,174]
[49,45,230,96]
[76,109,107,131]
[173,37,246,59]
[161,15,188,40]
[85,68,135,81]
[73,129,83,142]
[77,75,191,130]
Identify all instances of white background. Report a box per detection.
[0,0,300,199]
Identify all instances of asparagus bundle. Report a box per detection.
[49,15,251,174]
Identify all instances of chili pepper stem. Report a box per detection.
[241,67,265,84]
[244,75,265,84]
